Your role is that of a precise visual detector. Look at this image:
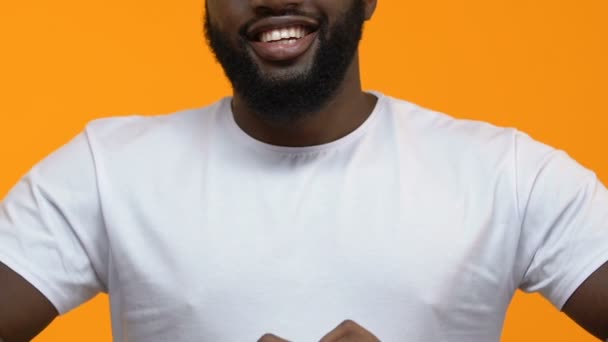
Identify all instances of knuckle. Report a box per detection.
[258,333,276,341]
[339,319,359,330]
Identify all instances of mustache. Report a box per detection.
[238,9,325,37]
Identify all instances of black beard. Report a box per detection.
[204,1,366,125]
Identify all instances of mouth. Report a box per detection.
[245,16,320,63]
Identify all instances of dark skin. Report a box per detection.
[1,0,607,341]
[562,261,608,340]
[0,262,58,342]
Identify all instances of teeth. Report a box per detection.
[259,25,309,43]
[271,30,281,41]
[280,28,289,39]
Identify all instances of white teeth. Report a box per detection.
[271,30,281,41]
[259,25,309,43]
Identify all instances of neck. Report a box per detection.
[230,57,377,147]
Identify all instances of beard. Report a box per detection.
[204,0,366,125]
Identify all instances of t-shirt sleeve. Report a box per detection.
[0,130,108,314]
[515,132,608,309]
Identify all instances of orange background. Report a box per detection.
[1,0,606,341]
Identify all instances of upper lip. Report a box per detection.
[245,16,320,41]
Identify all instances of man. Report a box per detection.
[1,0,607,341]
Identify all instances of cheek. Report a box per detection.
[205,1,248,34]
[318,0,353,25]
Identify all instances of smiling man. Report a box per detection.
[1,0,607,341]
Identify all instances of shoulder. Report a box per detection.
[84,99,226,149]
[78,99,230,168]
[378,94,591,202]
[379,94,530,172]
[383,95,517,150]
[72,99,229,176]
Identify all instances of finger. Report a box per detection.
[319,320,358,342]
[319,320,380,342]
[257,333,291,342]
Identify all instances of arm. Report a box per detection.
[0,262,58,342]
[0,132,107,342]
[513,133,608,340]
[562,261,608,341]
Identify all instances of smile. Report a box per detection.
[258,25,311,43]
[246,17,320,62]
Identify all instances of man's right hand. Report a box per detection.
[257,333,291,342]
[257,320,381,342]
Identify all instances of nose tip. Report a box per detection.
[249,0,304,15]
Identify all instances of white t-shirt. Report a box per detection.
[1,93,607,341]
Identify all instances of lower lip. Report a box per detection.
[249,31,318,62]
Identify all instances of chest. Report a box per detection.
[104,159,519,341]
